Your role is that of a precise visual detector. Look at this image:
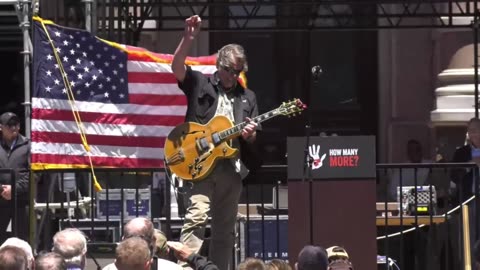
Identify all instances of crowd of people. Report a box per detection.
[0,217,354,270]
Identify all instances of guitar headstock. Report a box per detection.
[278,98,307,117]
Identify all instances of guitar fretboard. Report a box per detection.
[218,109,279,140]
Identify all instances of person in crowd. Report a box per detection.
[114,237,152,270]
[0,237,34,270]
[167,241,219,270]
[35,252,66,270]
[237,258,266,270]
[171,14,260,270]
[51,228,87,270]
[102,217,182,270]
[0,112,30,243]
[451,117,480,203]
[0,245,28,270]
[325,246,353,270]
[266,259,291,270]
[295,245,328,270]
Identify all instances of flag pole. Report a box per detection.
[19,0,31,138]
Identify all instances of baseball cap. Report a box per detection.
[297,245,328,270]
[0,112,20,126]
[326,246,349,260]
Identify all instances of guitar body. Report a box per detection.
[164,115,238,181]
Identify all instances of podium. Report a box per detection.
[287,136,376,270]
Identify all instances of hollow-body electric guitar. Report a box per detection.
[163,99,306,181]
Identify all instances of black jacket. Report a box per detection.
[451,144,476,203]
[0,134,30,205]
[187,253,219,270]
[178,66,263,172]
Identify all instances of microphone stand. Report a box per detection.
[302,66,321,245]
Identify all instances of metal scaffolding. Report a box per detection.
[93,0,479,32]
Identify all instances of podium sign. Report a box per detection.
[287,135,377,270]
[287,136,376,179]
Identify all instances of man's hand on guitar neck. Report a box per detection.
[241,117,257,142]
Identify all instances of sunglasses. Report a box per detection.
[222,66,243,76]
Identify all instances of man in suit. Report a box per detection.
[451,118,480,203]
[171,15,260,270]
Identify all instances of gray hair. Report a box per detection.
[216,44,248,72]
[0,237,34,269]
[35,252,66,270]
[52,228,87,267]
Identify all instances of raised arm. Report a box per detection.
[172,15,202,83]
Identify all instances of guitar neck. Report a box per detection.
[218,109,280,140]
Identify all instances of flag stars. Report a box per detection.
[46,70,52,76]
[119,93,125,99]
[62,88,67,94]
[76,90,81,95]
[46,54,53,60]
[90,91,95,96]
[82,52,87,57]
[81,36,86,41]
[98,69,103,74]
[77,73,83,80]
[54,31,61,37]
[119,78,124,83]
[88,45,93,50]
[104,62,109,67]
[112,85,117,91]
[104,92,109,98]
[111,55,117,60]
[63,40,69,46]
[92,75,97,81]
[54,64,59,69]
[89,61,94,66]
[63,56,69,62]
[45,86,52,92]
[56,47,62,53]
[96,54,101,59]
[70,65,76,71]
[76,43,80,48]
[83,67,90,72]
[103,47,108,51]
[98,83,104,89]
[85,82,90,88]
[118,63,124,68]
[54,79,60,85]
[69,35,74,39]
[113,70,118,75]
[70,49,75,55]
[70,81,76,87]
[76,58,81,64]
[106,76,111,82]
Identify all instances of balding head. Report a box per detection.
[123,218,154,240]
[0,246,28,270]
[52,228,87,269]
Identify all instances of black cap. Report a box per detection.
[0,112,20,126]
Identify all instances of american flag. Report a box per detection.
[32,17,239,170]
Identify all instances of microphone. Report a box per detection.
[311,65,323,81]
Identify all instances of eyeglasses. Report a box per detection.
[222,66,243,76]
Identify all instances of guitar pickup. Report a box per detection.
[211,133,221,145]
[196,137,210,152]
